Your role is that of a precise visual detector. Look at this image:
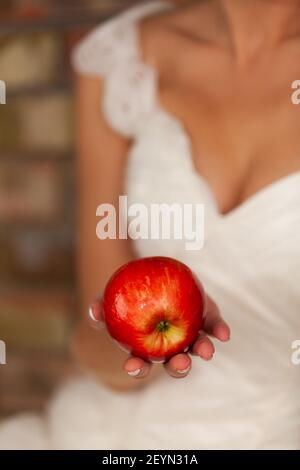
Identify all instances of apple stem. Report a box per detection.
[156,320,170,332]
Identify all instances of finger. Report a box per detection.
[164,353,192,378]
[192,333,215,360]
[204,297,231,342]
[211,321,231,342]
[123,356,152,379]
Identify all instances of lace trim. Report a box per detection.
[71,1,174,137]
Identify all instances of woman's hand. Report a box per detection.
[89,295,230,380]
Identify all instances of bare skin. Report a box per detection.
[73,0,300,389]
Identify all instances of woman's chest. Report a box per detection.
[126,109,300,293]
[158,60,300,215]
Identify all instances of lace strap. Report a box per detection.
[72,2,172,77]
[71,1,173,137]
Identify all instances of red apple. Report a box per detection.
[102,257,206,363]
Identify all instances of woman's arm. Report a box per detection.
[72,74,141,391]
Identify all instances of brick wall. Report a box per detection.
[0,0,137,419]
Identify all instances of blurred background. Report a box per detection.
[0,0,141,421]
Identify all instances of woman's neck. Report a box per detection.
[217,0,300,62]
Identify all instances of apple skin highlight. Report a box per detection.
[102,257,206,363]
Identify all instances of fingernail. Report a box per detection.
[221,331,230,342]
[204,353,214,361]
[88,305,97,322]
[177,367,190,375]
[127,368,142,377]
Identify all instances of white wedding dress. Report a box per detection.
[1,1,299,450]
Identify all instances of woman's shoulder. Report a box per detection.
[71,2,178,137]
[71,1,175,77]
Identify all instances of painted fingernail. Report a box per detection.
[177,367,190,375]
[88,305,97,322]
[127,368,142,377]
[204,353,214,361]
